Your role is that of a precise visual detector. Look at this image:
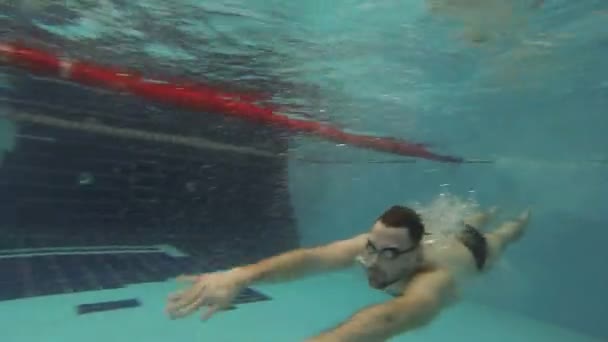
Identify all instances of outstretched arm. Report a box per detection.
[306,268,456,342]
[166,234,368,320]
[237,234,368,286]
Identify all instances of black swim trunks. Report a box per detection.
[458,224,488,271]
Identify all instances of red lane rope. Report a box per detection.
[0,41,463,163]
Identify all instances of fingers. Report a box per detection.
[167,286,197,305]
[167,290,185,302]
[164,273,229,322]
[166,283,207,318]
[170,291,208,319]
[519,208,531,221]
[167,274,205,303]
[201,305,220,321]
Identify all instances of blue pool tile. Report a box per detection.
[0,282,25,301]
[102,254,127,272]
[0,251,272,306]
[0,278,22,291]
[28,280,66,298]
[57,264,87,278]
[0,259,17,277]
[113,271,141,284]
[93,276,123,291]
[29,258,61,282]
[55,255,81,270]
[65,276,94,293]
[95,269,124,287]
[168,257,198,275]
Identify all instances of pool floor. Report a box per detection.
[0,269,601,342]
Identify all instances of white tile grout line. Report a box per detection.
[0,245,160,253]
[0,245,189,259]
[0,250,161,259]
[155,244,189,257]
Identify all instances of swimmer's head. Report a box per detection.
[358,205,425,289]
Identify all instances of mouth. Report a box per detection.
[366,268,388,289]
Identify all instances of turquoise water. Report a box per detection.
[0,271,604,342]
[1,0,608,341]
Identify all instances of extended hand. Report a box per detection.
[165,270,247,321]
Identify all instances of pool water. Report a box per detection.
[2,0,608,341]
[0,264,602,342]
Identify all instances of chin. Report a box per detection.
[368,277,388,290]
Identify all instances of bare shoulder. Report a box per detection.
[410,268,455,291]
[395,267,458,302]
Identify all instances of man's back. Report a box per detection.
[381,235,482,296]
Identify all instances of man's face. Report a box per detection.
[359,221,421,289]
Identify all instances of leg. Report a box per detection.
[484,209,530,268]
[463,206,499,231]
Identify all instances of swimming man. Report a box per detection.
[166,204,530,341]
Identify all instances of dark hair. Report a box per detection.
[378,205,425,244]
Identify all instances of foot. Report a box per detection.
[512,208,531,241]
[517,208,531,224]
